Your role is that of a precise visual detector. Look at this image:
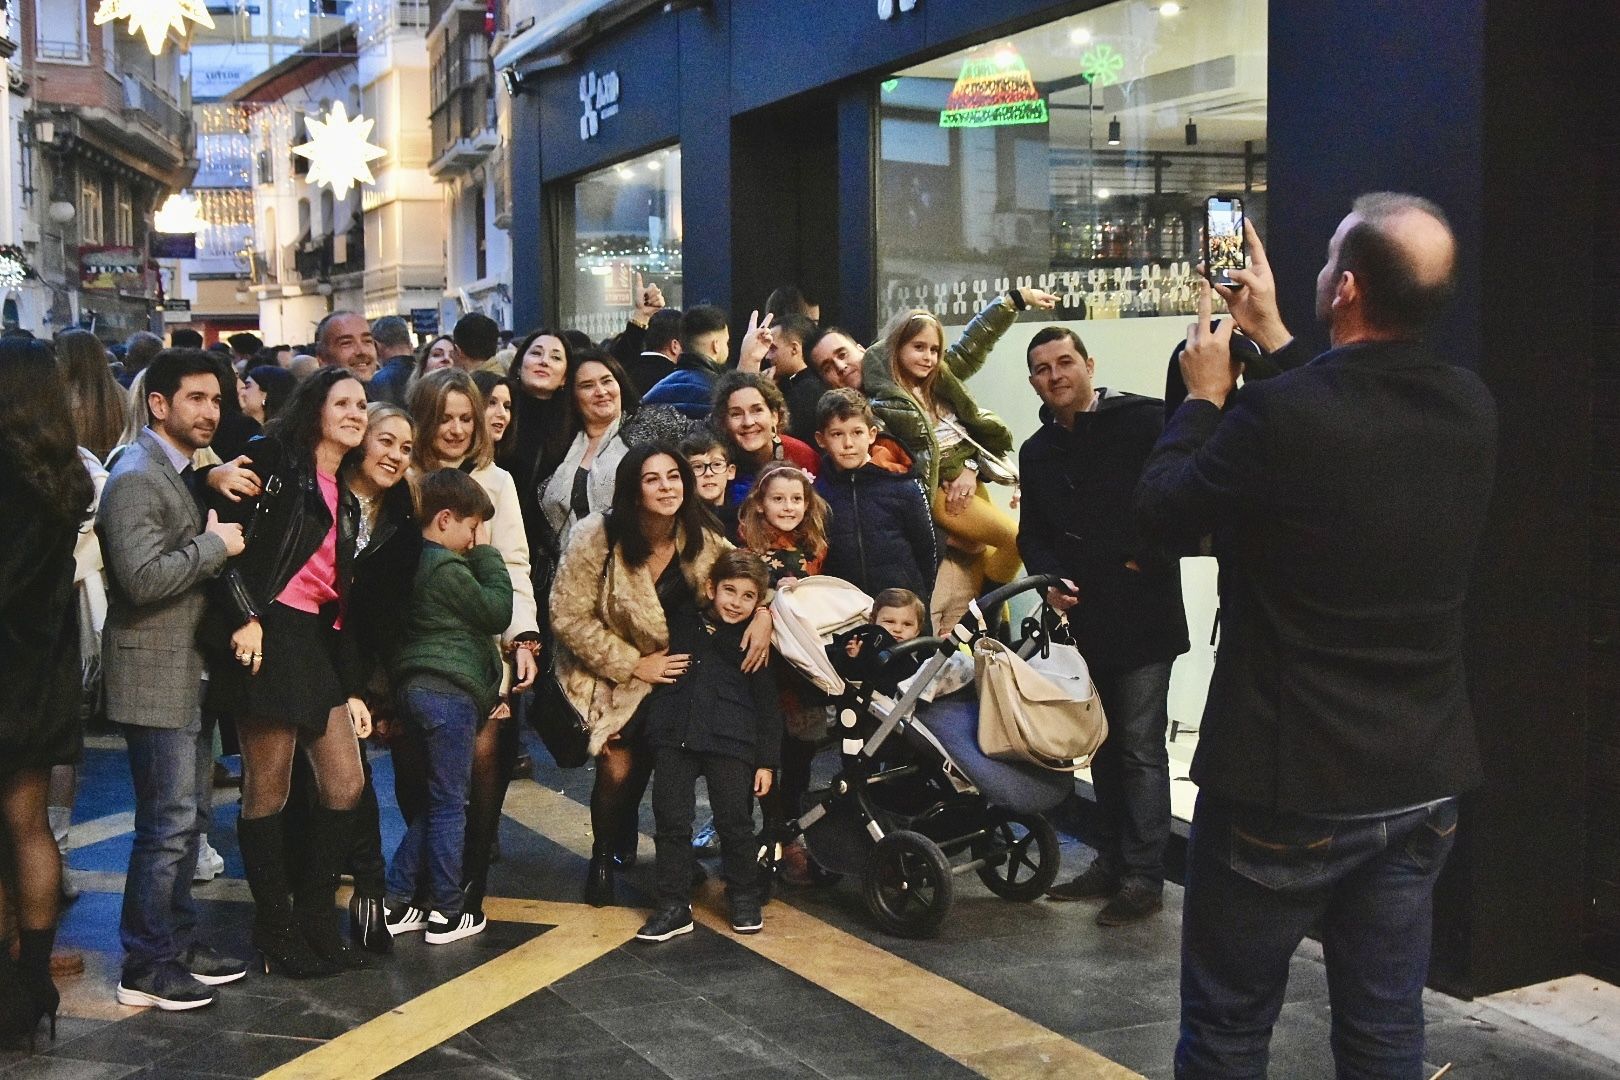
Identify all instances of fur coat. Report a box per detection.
[549,512,731,754]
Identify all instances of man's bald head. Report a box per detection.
[1327,193,1457,337]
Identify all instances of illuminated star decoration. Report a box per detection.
[1081,43,1124,87]
[94,0,216,57]
[0,246,30,289]
[291,102,388,201]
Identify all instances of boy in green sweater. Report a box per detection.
[383,469,512,945]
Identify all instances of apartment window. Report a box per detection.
[473,182,486,281]
[79,177,104,244]
[36,0,90,63]
[114,182,135,247]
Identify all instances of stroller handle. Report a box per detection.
[886,635,954,661]
[958,574,1074,639]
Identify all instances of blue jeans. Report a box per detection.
[1176,793,1459,1080]
[120,714,212,976]
[1089,661,1174,887]
[386,683,477,917]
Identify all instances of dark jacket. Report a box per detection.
[212,411,262,463]
[641,353,723,419]
[0,475,81,766]
[645,609,782,767]
[625,352,676,398]
[816,459,937,601]
[1135,339,1498,815]
[392,542,513,718]
[366,355,414,408]
[205,435,360,646]
[778,367,829,445]
[1018,390,1189,672]
[343,481,423,691]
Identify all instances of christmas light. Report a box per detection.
[154,192,204,234]
[291,102,387,201]
[939,44,1049,129]
[94,0,215,57]
[0,246,32,289]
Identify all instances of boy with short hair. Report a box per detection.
[814,388,937,603]
[637,550,782,942]
[679,430,739,536]
[384,469,512,945]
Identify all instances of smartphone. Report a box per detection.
[1203,195,1247,286]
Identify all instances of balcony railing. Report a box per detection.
[250,250,278,285]
[122,74,190,149]
[288,224,366,283]
[430,78,494,165]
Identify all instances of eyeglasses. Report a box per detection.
[689,460,728,476]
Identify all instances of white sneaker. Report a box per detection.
[425,910,486,945]
[193,838,225,883]
[384,901,430,936]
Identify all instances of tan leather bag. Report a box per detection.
[974,638,1108,772]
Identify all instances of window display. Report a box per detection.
[559,145,681,342]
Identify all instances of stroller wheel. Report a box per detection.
[973,813,1061,902]
[862,830,954,938]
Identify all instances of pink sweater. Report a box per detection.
[277,470,340,622]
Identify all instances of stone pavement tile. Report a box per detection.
[705,980,856,1029]
[1074,1019,1180,1077]
[553,947,657,985]
[465,1010,614,1064]
[41,1010,212,1068]
[0,1058,138,1080]
[1423,1015,1620,1079]
[715,1065,828,1080]
[753,1013,935,1060]
[951,963,1165,1038]
[786,1038,978,1080]
[621,1029,800,1080]
[550,971,695,1014]
[148,1031,322,1078]
[589,998,747,1045]
[235,995,388,1040]
[504,1044,670,1079]
[377,1032,501,1076]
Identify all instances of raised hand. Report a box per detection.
[633,271,665,324]
[1213,219,1291,352]
[1180,279,1239,408]
[736,309,775,373]
[1018,287,1060,311]
[206,508,245,556]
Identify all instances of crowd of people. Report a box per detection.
[0,194,1494,1079]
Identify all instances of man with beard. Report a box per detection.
[99,349,248,1010]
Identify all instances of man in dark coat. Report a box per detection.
[1018,326,1188,926]
[1135,195,1497,1077]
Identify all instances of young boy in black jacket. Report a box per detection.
[636,550,782,942]
[813,388,937,603]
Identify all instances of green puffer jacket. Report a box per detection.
[863,296,1018,493]
[391,542,514,718]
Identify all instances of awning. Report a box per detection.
[491,0,662,75]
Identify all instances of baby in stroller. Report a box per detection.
[764,575,1083,937]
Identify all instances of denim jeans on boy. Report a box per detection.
[1088,660,1174,888]
[386,682,477,917]
[1176,792,1459,1080]
[120,713,212,977]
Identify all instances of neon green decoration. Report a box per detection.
[881,78,900,94]
[938,45,1049,129]
[1081,44,1124,87]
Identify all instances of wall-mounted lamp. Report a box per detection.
[1185,117,1198,146]
[1107,116,1121,146]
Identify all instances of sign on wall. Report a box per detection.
[579,70,620,141]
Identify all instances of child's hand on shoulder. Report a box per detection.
[753,768,774,797]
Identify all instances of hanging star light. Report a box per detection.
[291,102,388,201]
[93,0,216,57]
[0,246,32,289]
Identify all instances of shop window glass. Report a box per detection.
[559,145,681,343]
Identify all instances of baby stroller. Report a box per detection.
[761,574,1097,938]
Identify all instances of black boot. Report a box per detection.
[346,775,392,955]
[237,813,339,979]
[295,806,369,969]
[584,848,616,907]
[15,928,59,1050]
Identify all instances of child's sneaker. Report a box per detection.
[425,910,487,944]
[635,904,694,942]
[729,894,764,935]
[384,900,429,936]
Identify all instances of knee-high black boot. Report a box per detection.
[237,813,338,979]
[294,806,369,969]
[15,927,59,1049]
[346,771,392,954]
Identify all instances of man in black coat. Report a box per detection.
[1135,194,1497,1078]
[1018,327,1188,927]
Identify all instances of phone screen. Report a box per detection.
[1204,196,1247,283]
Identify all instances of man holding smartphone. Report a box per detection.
[1136,194,1497,1078]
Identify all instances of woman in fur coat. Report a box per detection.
[550,442,772,906]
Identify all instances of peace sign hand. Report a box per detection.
[737,309,775,373]
[1180,278,1239,409]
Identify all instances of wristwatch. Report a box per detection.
[1006,288,1027,312]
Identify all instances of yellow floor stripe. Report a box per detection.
[259,906,645,1080]
[690,885,1143,1080]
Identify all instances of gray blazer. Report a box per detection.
[97,430,230,729]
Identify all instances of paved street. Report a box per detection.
[2,736,1614,1080]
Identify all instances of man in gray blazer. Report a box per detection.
[99,349,248,1010]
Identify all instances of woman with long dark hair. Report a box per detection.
[0,339,95,1046]
[539,347,636,548]
[53,328,127,462]
[550,442,771,905]
[501,331,574,571]
[208,366,373,977]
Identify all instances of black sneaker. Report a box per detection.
[1045,861,1120,902]
[425,910,486,945]
[384,900,429,936]
[635,905,694,943]
[729,895,763,935]
[183,944,248,986]
[116,963,216,1011]
[1095,880,1164,927]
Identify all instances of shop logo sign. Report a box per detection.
[580,70,620,141]
[877,0,917,18]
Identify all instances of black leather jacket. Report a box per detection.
[210,435,360,630]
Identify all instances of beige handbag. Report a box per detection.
[973,638,1108,772]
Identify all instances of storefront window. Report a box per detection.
[560,145,682,342]
[876,0,1267,327]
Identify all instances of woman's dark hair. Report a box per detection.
[604,440,711,568]
[268,365,366,464]
[710,369,789,465]
[765,284,817,323]
[470,369,515,447]
[55,327,128,460]
[204,349,243,416]
[505,329,576,483]
[246,364,295,422]
[563,346,640,426]
[561,329,593,355]
[0,338,95,527]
